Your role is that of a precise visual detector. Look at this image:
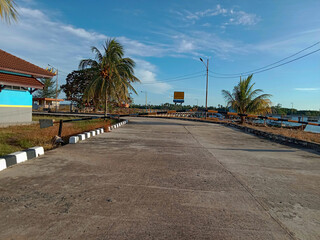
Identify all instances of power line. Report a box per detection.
[153,70,205,81]
[210,41,320,77]
[209,48,320,79]
[141,74,205,85]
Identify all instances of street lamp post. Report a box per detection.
[48,64,59,112]
[200,58,209,118]
[141,91,148,113]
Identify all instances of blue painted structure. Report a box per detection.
[0,89,32,107]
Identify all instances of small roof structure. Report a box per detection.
[33,98,64,102]
[0,72,44,89]
[0,49,55,78]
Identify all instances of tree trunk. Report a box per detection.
[240,116,246,124]
[105,87,108,117]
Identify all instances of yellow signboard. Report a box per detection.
[174,92,184,100]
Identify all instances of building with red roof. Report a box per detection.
[0,49,55,124]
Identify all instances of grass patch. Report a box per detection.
[0,117,118,156]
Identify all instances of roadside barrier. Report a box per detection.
[137,109,320,127]
[77,134,86,141]
[1,146,44,171]
[26,146,44,159]
[68,120,128,144]
[0,121,128,172]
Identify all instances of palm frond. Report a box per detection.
[0,0,18,23]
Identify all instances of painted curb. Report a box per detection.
[90,131,96,137]
[0,146,45,172]
[0,158,6,171]
[4,151,28,168]
[26,146,44,159]
[84,132,91,138]
[78,134,86,141]
[96,129,101,135]
[69,136,79,144]
[100,128,104,133]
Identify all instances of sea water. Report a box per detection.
[256,115,320,133]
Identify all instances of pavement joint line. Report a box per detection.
[77,181,248,194]
[182,125,298,240]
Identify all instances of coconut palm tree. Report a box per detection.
[222,74,272,124]
[79,39,140,115]
[0,0,18,23]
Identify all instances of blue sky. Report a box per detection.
[1,0,320,110]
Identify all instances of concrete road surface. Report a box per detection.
[0,117,319,240]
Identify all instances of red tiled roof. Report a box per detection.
[0,72,44,89]
[0,49,55,78]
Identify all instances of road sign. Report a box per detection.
[173,92,184,103]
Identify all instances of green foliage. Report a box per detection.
[222,75,272,117]
[34,78,60,98]
[271,104,320,116]
[60,70,94,108]
[79,38,140,115]
[222,75,272,123]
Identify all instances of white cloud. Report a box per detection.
[0,6,170,89]
[226,10,260,26]
[294,88,320,91]
[134,59,172,94]
[177,5,260,27]
[19,7,46,19]
[251,28,320,54]
[61,25,107,40]
[178,39,195,52]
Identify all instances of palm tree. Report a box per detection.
[222,74,272,124]
[0,0,18,23]
[79,39,140,115]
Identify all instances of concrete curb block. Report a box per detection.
[110,120,127,131]
[7,151,28,166]
[0,158,7,171]
[69,136,79,144]
[0,146,46,172]
[84,132,91,138]
[26,146,44,159]
[77,134,86,141]
[96,129,101,135]
[100,128,104,133]
[90,131,96,137]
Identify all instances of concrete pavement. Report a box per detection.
[0,117,319,239]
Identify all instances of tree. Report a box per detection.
[79,38,140,116]
[60,70,94,109]
[34,78,60,98]
[222,74,272,123]
[0,0,18,23]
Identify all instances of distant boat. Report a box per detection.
[307,116,319,122]
[268,121,306,130]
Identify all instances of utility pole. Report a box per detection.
[200,58,209,118]
[55,69,58,112]
[48,64,59,112]
[141,91,148,113]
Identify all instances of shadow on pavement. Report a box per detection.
[222,148,296,152]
